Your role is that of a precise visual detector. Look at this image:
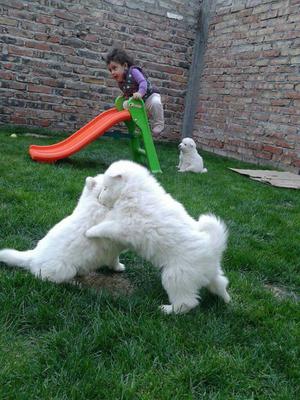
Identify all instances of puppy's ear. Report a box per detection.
[85,177,96,190]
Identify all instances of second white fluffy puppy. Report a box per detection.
[0,175,125,283]
[178,137,207,173]
[86,160,230,314]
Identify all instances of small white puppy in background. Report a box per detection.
[178,137,207,173]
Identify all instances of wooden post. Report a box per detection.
[181,0,216,138]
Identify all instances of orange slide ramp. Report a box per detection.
[29,107,131,163]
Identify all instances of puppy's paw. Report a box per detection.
[113,262,126,272]
[160,304,174,314]
[223,293,231,303]
[85,227,98,238]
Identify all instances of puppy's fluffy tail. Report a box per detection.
[0,249,33,270]
[197,214,228,254]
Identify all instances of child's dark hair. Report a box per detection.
[106,48,135,67]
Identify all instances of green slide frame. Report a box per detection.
[115,96,162,174]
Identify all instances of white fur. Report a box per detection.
[178,137,207,173]
[0,175,125,283]
[86,160,230,314]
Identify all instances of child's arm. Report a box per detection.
[131,68,147,99]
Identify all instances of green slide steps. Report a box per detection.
[115,96,162,174]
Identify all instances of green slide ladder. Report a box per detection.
[115,96,162,174]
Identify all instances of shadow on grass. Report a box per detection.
[55,158,108,170]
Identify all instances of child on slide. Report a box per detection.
[106,48,165,135]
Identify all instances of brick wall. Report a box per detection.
[1,0,300,172]
[0,0,200,138]
[194,0,300,172]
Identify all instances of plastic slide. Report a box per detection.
[29,107,131,163]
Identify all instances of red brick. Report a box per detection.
[274,139,293,149]
[285,92,300,100]
[28,84,52,94]
[11,116,26,124]
[254,152,272,160]
[262,145,283,154]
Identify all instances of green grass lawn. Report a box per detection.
[0,127,299,399]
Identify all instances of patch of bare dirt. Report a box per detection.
[264,284,299,302]
[73,272,134,297]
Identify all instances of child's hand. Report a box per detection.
[132,92,142,100]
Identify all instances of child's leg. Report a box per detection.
[145,93,165,135]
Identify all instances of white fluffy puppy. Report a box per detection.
[0,175,125,283]
[86,160,230,314]
[178,137,207,173]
